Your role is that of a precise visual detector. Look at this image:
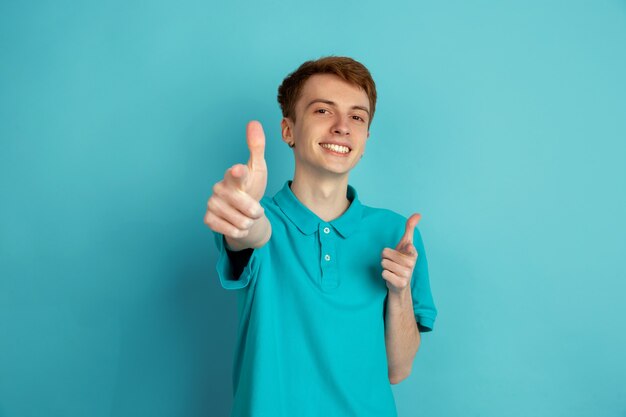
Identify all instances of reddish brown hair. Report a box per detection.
[277,56,377,127]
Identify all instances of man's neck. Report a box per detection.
[290,170,351,222]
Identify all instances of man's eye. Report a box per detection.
[352,115,365,122]
[316,109,328,114]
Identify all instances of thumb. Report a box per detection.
[246,120,266,170]
[395,213,421,255]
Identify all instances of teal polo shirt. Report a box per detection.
[214,181,437,417]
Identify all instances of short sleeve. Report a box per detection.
[411,227,437,332]
[213,231,265,290]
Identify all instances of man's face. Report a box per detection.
[281,74,371,178]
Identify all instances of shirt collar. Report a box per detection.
[273,181,363,238]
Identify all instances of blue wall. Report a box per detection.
[1,1,625,416]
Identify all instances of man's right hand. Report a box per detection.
[204,121,271,251]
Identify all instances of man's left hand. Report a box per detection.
[381,213,421,294]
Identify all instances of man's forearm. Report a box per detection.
[384,289,420,384]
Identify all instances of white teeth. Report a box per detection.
[321,143,350,154]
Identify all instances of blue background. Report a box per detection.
[1,1,625,416]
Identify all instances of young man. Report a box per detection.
[204,57,437,417]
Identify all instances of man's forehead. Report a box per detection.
[298,74,369,108]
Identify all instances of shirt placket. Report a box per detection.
[318,223,338,290]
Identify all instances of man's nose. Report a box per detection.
[332,115,350,136]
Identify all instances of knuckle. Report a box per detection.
[212,182,222,194]
[247,202,259,216]
[207,197,216,211]
[208,196,225,213]
[228,197,245,213]
[250,203,263,218]
[238,218,254,230]
[205,214,217,229]
[225,227,240,238]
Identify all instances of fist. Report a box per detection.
[204,121,268,240]
[381,214,421,294]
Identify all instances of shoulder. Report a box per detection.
[359,202,425,245]
[356,202,405,242]
[360,203,407,226]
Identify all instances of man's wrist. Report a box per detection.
[386,288,413,309]
[225,215,271,251]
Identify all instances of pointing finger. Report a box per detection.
[224,164,249,191]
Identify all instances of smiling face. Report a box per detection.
[281,73,371,179]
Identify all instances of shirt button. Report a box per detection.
[324,254,331,261]
[323,227,330,234]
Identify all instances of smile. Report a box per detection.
[320,143,350,154]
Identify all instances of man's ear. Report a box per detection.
[281,117,294,145]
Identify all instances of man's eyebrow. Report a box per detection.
[306,99,370,116]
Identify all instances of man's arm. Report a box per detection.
[381,213,422,384]
[384,290,420,384]
[204,121,271,252]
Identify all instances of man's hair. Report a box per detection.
[277,56,377,127]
